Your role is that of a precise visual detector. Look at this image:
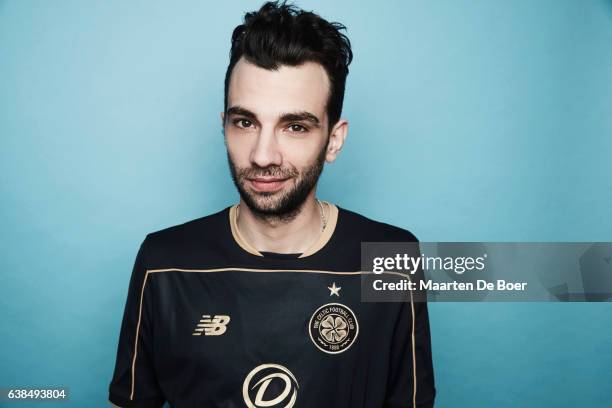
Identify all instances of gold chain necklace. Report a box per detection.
[316,199,327,231]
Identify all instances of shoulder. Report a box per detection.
[140,207,230,255]
[336,205,419,243]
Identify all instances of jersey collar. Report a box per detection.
[229,200,339,258]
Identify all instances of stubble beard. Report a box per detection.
[227,144,327,223]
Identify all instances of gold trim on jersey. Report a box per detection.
[228,201,339,258]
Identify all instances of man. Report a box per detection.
[108,2,435,407]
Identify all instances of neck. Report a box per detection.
[236,193,325,254]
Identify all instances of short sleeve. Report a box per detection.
[384,241,436,408]
[108,237,166,407]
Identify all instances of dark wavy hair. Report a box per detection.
[224,1,353,130]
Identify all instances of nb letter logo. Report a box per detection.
[192,314,230,336]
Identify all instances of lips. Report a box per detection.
[247,177,290,193]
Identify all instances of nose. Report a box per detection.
[250,126,282,168]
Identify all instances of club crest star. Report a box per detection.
[328,282,341,297]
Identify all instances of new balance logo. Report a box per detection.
[192,314,231,336]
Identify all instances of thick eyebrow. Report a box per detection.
[279,112,321,128]
[226,105,321,128]
[225,106,257,122]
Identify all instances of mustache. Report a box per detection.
[237,166,299,179]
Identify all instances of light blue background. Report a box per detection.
[1,1,611,407]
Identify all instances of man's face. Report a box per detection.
[223,58,334,218]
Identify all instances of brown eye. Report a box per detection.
[288,124,307,132]
[234,119,253,128]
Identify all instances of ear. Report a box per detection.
[325,119,348,163]
[220,111,226,135]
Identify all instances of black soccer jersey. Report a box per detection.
[108,202,436,408]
